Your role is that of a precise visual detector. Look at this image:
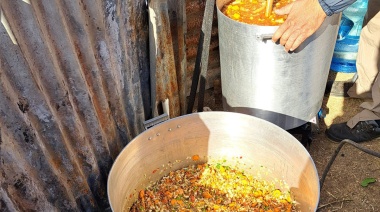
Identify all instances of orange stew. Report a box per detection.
[222,0,293,26]
[130,163,297,211]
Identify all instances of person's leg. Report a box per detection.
[347,0,380,98]
[348,9,380,127]
[326,7,380,143]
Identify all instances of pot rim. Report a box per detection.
[107,111,320,212]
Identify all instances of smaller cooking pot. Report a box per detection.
[216,0,341,130]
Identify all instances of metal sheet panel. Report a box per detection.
[168,0,187,115]
[185,0,220,97]
[153,0,220,115]
[148,0,181,118]
[0,0,149,210]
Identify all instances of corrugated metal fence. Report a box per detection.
[0,0,150,210]
[0,0,219,211]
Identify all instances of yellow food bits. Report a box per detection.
[232,5,240,10]
[131,162,296,211]
[272,189,282,198]
[233,13,241,19]
[222,0,292,26]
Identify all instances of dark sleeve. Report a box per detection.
[318,0,358,16]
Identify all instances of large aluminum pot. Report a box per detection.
[217,0,341,130]
[108,112,320,211]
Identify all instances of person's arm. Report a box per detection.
[319,0,358,16]
[272,0,357,52]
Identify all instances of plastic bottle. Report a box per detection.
[330,0,369,73]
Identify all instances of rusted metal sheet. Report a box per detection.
[0,0,149,210]
[0,0,222,210]
[186,0,216,113]
[185,0,220,97]
[149,0,220,115]
[168,0,187,115]
[148,0,181,118]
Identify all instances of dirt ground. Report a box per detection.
[200,71,380,211]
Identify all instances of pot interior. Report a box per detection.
[107,112,320,211]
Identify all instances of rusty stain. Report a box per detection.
[184,0,220,95]
[186,36,220,59]
[73,39,117,148]
[150,0,181,118]
[17,97,29,113]
[186,15,204,30]
[166,0,187,115]
[186,0,206,14]
[186,27,219,49]
[147,0,220,116]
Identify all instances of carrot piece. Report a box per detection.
[192,154,200,161]
[177,188,184,195]
[139,190,145,199]
[190,195,195,202]
[202,191,212,199]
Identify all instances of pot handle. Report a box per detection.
[256,33,274,41]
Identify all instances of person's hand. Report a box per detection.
[272,0,327,52]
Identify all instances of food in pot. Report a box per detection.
[221,0,293,26]
[130,161,297,211]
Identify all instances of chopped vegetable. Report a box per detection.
[192,154,200,161]
[130,162,298,211]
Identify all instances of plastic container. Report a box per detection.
[330,0,369,73]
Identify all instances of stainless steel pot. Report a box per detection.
[108,112,320,211]
[217,0,341,130]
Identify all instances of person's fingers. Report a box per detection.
[283,29,301,51]
[277,20,296,46]
[272,24,288,43]
[273,19,295,43]
[279,24,293,45]
[280,36,289,46]
[272,0,327,51]
[273,2,294,15]
[272,3,294,43]
[289,34,307,51]
[289,29,316,51]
